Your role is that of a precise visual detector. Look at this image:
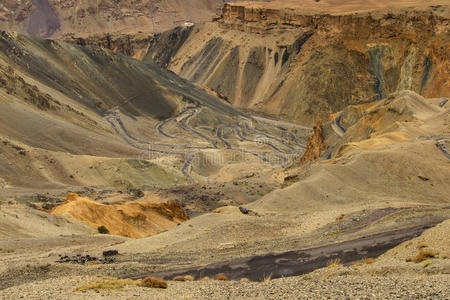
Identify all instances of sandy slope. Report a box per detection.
[0,204,94,239]
[108,91,449,266]
[381,219,450,260]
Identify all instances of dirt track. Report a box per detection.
[104,107,306,182]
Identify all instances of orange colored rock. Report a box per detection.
[216,274,228,281]
[51,194,189,239]
[300,120,327,164]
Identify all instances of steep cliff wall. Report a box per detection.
[144,4,450,125]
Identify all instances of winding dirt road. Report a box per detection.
[436,140,450,159]
[331,114,346,137]
[179,108,219,148]
[105,106,307,183]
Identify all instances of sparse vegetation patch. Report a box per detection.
[406,249,437,263]
[97,225,110,234]
[74,277,137,292]
[327,258,342,268]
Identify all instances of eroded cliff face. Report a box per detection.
[144,4,450,125]
[64,32,154,60]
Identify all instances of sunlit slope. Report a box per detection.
[252,91,450,214]
[112,91,449,260]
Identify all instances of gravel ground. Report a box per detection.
[1,274,449,300]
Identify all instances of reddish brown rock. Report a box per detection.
[300,120,327,164]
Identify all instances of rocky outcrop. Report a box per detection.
[144,4,450,125]
[64,33,154,60]
[0,63,61,110]
[299,120,327,164]
[51,193,189,238]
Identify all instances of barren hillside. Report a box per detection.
[143,2,449,125]
[0,0,229,37]
[0,1,449,298]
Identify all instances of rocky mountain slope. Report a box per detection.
[0,1,448,297]
[0,0,231,38]
[0,29,311,246]
[0,29,311,210]
[0,30,250,191]
[144,2,450,125]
